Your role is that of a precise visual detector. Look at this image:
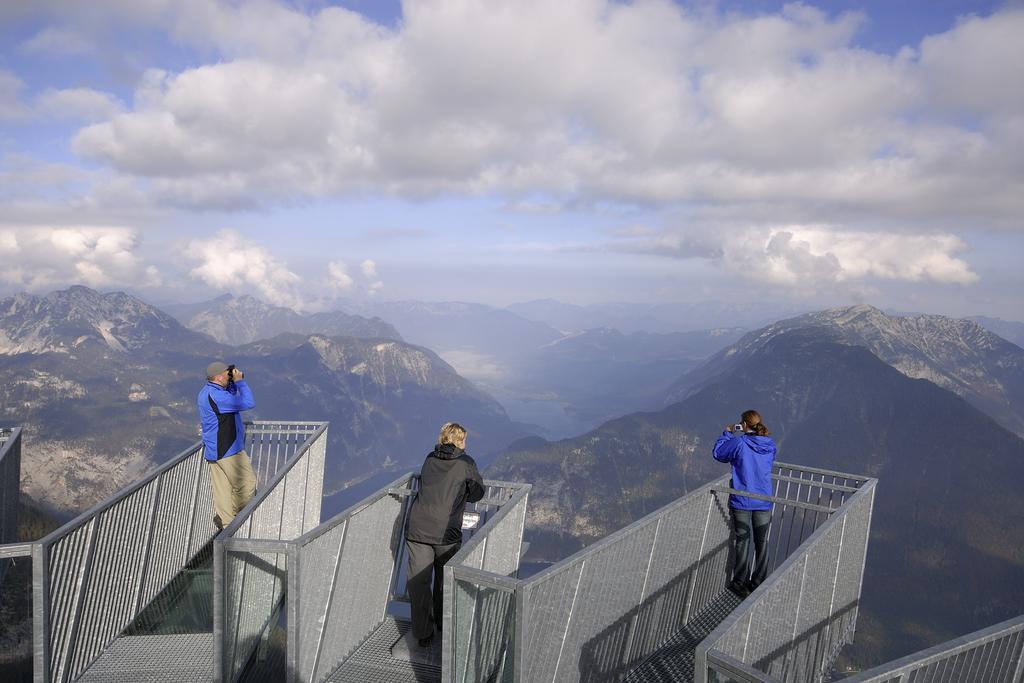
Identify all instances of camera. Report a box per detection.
[226,364,236,389]
[733,423,744,433]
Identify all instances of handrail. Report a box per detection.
[773,461,869,485]
[444,482,531,683]
[220,421,329,539]
[274,473,526,683]
[696,477,878,683]
[34,441,204,548]
[1,426,23,578]
[32,440,210,683]
[848,613,1024,682]
[213,421,329,683]
[709,487,838,514]
[447,482,531,572]
[0,542,33,558]
[26,420,327,683]
[521,475,731,589]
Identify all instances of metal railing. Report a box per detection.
[217,472,528,683]
[443,461,875,683]
[28,420,327,683]
[698,464,877,683]
[514,475,736,682]
[1,427,23,579]
[214,421,329,683]
[444,480,531,683]
[847,614,1024,683]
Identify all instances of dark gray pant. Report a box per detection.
[406,540,461,639]
[731,508,772,588]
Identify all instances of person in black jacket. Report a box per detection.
[405,422,485,647]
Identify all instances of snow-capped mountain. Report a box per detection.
[0,286,214,354]
[667,304,1024,435]
[0,287,522,513]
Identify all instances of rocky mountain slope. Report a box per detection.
[1,286,522,512]
[0,286,217,354]
[971,315,1024,349]
[231,333,521,486]
[667,304,1024,435]
[488,325,1024,669]
[171,294,402,346]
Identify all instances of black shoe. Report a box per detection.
[728,580,751,598]
[418,635,433,648]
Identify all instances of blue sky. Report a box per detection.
[1,0,1022,319]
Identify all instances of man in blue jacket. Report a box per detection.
[198,361,257,530]
[713,409,777,597]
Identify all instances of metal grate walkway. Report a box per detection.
[77,633,213,682]
[624,590,743,683]
[324,618,441,683]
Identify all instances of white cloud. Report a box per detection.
[326,261,353,290]
[0,226,159,290]
[36,88,123,122]
[185,229,305,309]
[722,226,978,289]
[20,26,95,56]
[55,2,1024,233]
[360,259,377,279]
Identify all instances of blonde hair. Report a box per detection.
[439,422,467,448]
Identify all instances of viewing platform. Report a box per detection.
[0,421,1021,682]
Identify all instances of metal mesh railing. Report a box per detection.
[28,420,326,683]
[516,476,735,682]
[32,441,211,683]
[444,462,876,683]
[1,427,23,580]
[290,472,413,683]
[847,614,1024,683]
[698,468,877,683]
[444,481,531,683]
[271,475,530,683]
[214,421,328,683]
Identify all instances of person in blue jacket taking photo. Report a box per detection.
[713,409,777,598]
[198,361,257,530]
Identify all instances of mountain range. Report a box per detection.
[488,309,1024,670]
[970,315,1024,349]
[165,293,402,346]
[668,305,1024,436]
[0,287,523,512]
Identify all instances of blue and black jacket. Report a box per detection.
[197,380,256,461]
[712,431,777,511]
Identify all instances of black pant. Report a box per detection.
[731,508,771,588]
[406,539,461,639]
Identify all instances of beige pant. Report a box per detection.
[208,450,257,529]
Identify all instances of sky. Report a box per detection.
[0,0,1022,320]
